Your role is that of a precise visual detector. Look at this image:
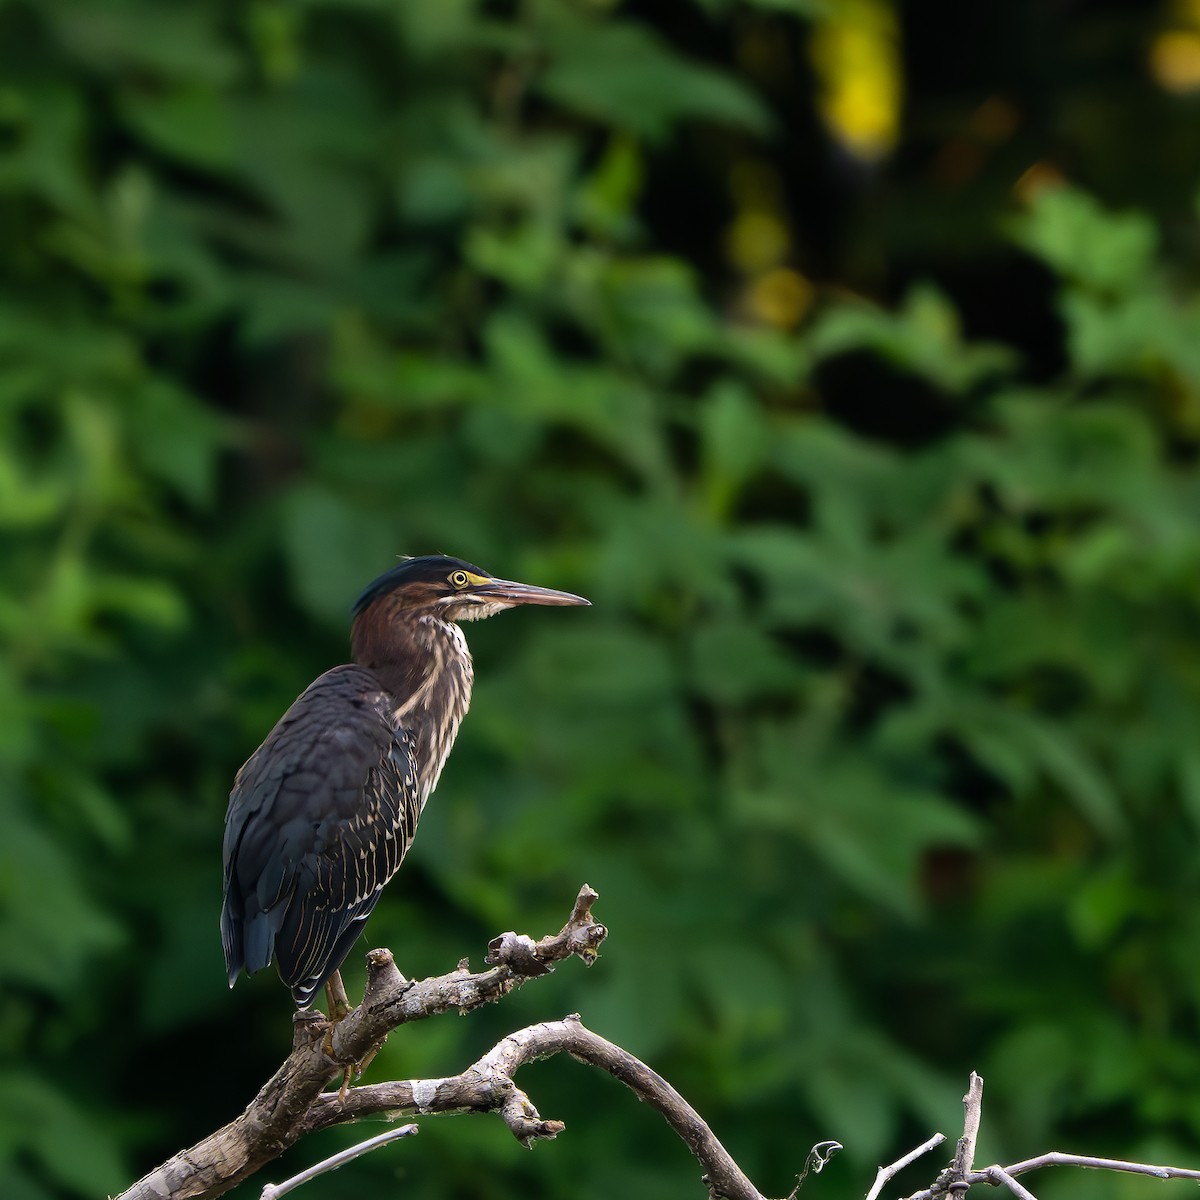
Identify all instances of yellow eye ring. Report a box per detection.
[449,570,470,588]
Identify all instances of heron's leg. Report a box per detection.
[325,969,351,1020]
[320,971,383,1095]
[320,970,355,1087]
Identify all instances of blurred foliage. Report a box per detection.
[2,2,1200,1200]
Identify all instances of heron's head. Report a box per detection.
[353,555,590,627]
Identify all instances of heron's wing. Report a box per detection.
[220,664,420,1006]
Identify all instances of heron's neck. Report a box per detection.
[351,607,475,803]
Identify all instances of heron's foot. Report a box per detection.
[292,1006,327,1050]
[355,1042,383,1079]
[333,1039,387,1099]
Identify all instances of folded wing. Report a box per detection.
[220,665,420,1007]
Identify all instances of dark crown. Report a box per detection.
[352,556,487,616]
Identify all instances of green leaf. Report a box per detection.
[961,706,1126,839]
[1011,186,1158,293]
[537,19,772,140]
[697,380,770,517]
[688,618,798,704]
[281,487,403,628]
[47,1,238,84]
[119,84,233,170]
[809,284,1016,393]
[126,380,224,507]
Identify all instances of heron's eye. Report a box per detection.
[449,570,470,588]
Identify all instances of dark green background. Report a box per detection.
[4,1,1200,1198]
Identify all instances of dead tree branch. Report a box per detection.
[258,1124,419,1199]
[950,1073,983,1185]
[301,1014,767,1200]
[115,885,608,1200]
[980,1164,1038,1200]
[117,890,1200,1200]
[899,1073,1200,1200]
[864,1134,946,1200]
[983,1152,1200,1185]
[113,885,790,1200]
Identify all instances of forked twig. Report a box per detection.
[900,1075,1200,1200]
[982,1164,1038,1200]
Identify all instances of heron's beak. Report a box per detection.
[477,578,590,607]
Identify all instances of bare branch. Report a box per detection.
[115,886,607,1200]
[258,1124,418,1199]
[951,1073,983,1184]
[901,1076,1200,1200]
[115,886,790,1200]
[123,923,1200,1200]
[304,1015,769,1200]
[487,883,606,970]
[981,1165,1038,1200]
[900,1073,982,1200]
[864,1134,946,1200]
[971,1152,1200,1187]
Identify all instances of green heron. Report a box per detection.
[220,555,589,1009]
